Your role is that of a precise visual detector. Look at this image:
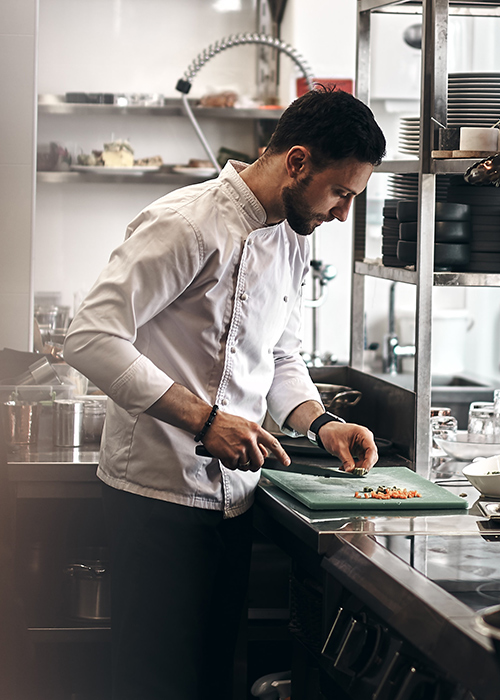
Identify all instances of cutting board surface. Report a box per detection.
[261,466,468,511]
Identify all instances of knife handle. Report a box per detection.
[195,444,213,458]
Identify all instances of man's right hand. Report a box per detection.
[145,383,290,472]
[202,411,291,472]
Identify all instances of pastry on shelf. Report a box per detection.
[101,139,134,167]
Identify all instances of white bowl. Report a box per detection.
[435,430,500,461]
[462,456,500,497]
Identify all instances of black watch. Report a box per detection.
[307,411,345,450]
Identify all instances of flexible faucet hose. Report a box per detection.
[176,32,314,95]
[175,33,315,172]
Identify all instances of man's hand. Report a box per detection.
[285,400,378,473]
[317,421,378,473]
[145,382,291,472]
[203,411,291,472]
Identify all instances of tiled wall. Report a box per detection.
[0,0,38,350]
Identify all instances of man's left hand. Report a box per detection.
[317,422,378,473]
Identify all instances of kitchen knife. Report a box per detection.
[194,444,367,477]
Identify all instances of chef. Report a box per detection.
[64,86,386,700]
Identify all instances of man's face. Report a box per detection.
[282,158,373,236]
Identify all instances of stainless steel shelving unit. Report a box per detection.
[352,0,500,475]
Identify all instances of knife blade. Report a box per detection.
[194,445,367,477]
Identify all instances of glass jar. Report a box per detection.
[430,407,458,451]
[468,401,496,443]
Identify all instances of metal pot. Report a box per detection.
[476,604,500,662]
[314,383,362,420]
[64,555,111,622]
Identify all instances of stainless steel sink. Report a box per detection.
[370,372,495,428]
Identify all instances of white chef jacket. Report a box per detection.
[64,161,322,517]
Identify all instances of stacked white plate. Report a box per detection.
[448,72,500,128]
[387,173,450,201]
[396,73,500,157]
[398,116,420,156]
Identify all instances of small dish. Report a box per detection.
[435,430,500,461]
[171,165,217,178]
[463,456,500,497]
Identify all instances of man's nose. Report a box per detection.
[331,198,353,222]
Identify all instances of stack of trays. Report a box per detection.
[395,200,471,271]
[447,177,500,272]
[382,199,406,267]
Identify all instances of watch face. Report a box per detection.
[306,429,318,446]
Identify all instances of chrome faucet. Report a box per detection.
[382,282,416,374]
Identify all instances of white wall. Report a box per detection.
[0,0,38,351]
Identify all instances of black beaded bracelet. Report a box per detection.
[194,404,219,442]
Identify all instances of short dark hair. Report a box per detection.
[264,86,386,167]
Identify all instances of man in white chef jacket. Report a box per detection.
[64,86,386,700]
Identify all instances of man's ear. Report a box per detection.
[285,146,310,179]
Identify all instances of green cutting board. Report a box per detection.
[261,466,468,511]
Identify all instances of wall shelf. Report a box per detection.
[36,170,215,185]
[38,95,284,121]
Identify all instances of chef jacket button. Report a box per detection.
[284,295,288,302]
[221,398,228,406]
[240,292,248,301]
[268,348,272,354]
[230,346,236,353]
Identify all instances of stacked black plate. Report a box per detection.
[447,176,500,272]
[396,200,471,271]
[382,199,406,268]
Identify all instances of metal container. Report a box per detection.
[476,604,500,662]
[63,556,111,621]
[1,400,40,445]
[82,398,107,443]
[314,383,362,420]
[53,399,85,446]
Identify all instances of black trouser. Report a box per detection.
[102,483,254,700]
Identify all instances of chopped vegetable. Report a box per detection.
[354,485,422,499]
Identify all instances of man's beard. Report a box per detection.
[281,174,322,236]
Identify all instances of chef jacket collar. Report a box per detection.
[221,160,269,229]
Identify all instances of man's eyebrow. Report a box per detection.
[336,186,358,196]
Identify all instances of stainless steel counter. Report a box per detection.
[6,445,500,697]
[254,464,500,700]
[5,444,100,497]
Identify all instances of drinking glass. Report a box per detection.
[468,401,496,443]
